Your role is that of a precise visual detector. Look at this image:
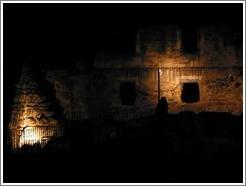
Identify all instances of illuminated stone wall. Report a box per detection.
[95,26,242,68]
[46,26,242,121]
[46,69,158,121]
[46,67,242,121]
[159,67,242,115]
[9,64,63,150]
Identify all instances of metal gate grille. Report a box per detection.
[19,126,57,148]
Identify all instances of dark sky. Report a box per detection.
[4,3,242,69]
[3,3,243,125]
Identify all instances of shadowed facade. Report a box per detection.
[45,26,242,121]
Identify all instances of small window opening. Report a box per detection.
[120,82,136,105]
[182,27,198,54]
[181,82,200,103]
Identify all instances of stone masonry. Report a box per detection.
[46,26,243,121]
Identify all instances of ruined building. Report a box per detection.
[9,64,63,150]
[46,25,243,121]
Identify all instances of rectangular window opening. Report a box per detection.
[120,82,136,105]
[181,27,198,54]
[181,82,200,103]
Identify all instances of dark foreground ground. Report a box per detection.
[4,112,243,183]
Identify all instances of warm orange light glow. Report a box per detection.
[9,63,63,150]
[19,127,40,147]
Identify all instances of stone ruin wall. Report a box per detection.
[159,67,242,115]
[94,26,242,68]
[46,69,158,121]
[46,26,243,121]
[46,67,242,122]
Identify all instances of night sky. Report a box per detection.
[3,3,243,124]
[4,3,242,68]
